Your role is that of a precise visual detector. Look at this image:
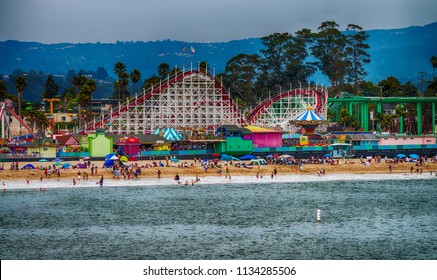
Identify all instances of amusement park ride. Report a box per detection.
[0,99,33,140]
[75,69,329,136]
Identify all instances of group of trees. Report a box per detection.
[219,21,372,111]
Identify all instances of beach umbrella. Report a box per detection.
[22,163,35,169]
[54,162,63,166]
[83,156,91,160]
[53,158,63,162]
[170,157,179,162]
[240,154,257,160]
[212,153,220,157]
[231,156,241,161]
[280,154,293,159]
[62,163,72,168]
[38,158,48,162]
[266,154,274,158]
[409,154,419,159]
[324,154,332,157]
[120,156,128,162]
[396,154,406,158]
[109,155,119,160]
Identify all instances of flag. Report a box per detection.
[190,46,195,54]
[182,45,187,53]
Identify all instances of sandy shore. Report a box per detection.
[1,158,436,182]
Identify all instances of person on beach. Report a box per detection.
[157,169,161,179]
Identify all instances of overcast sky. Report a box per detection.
[1,0,436,43]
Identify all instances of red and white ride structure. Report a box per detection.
[77,69,328,135]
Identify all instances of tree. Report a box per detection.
[345,24,370,93]
[43,75,60,99]
[78,78,97,122]
[114,62,127,105]
[311,21,349,92]
[222,54,260,108]
[199,61,209,73]
[430,56,437,78]
[22,107,49,133]
[0,80,7,101]
[158,62,170,79]
[15,74,28,118]
[119,71,129,101]
[378,76,402,97]
[129,69,141,95]
[71,73,87,96]
[142,75,161,91]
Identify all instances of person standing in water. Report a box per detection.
[99,175,104,187]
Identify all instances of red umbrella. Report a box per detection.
[212,153,220,157]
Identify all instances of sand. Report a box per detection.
[1,158,436,182]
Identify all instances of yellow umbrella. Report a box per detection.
[120,156,128,162]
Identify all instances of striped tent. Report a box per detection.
[294,106,324,122]
[152,128,163,135]
[163,128,183,141]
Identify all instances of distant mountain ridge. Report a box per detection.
[1,22,436,84]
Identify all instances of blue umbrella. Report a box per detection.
[396,154,406,158]
[170,158,179,162]
[324,154,332,157]
[240,154,257,160]
[38,158,48,162]
[52,158,63,162]
[409,154,419,159]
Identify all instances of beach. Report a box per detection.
[1,158,436,186]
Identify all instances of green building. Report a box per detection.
[215,125,253,155]
[88,128,113,157]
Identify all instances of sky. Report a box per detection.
[1,0,436,43]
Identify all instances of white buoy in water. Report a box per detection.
[317,209,321,223]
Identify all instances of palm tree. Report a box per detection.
[71,73,87,96]
[78,78,97,122]
[158,62,170,79]
[119,71,129,101]
[130,69,141,95]
[114,62,127,105]
[22,108,49,133]
[15,75,28,118]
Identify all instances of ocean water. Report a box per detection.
[0,174,436,260]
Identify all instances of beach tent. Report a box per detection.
[22,164,35,169]
[240,154,257,160]
[162,128,183,141]
[104,154,117,168]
